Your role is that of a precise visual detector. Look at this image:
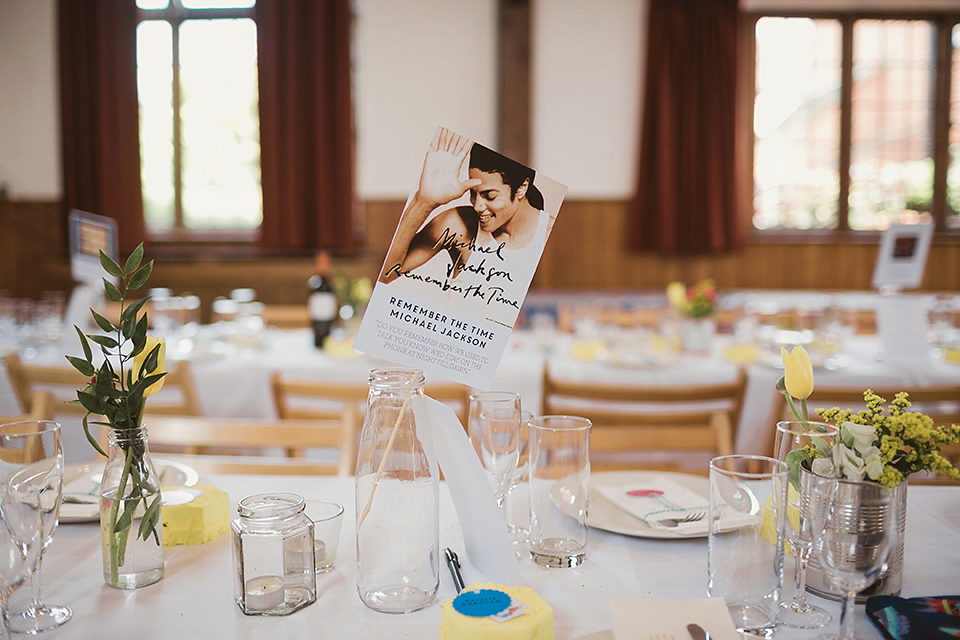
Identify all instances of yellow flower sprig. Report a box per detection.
[817,391,960,487]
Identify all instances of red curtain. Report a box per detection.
[627,0,743,255]
[58,0,145,255]
[255,0,357,252]
[58,0,357,255]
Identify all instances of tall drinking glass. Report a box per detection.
[707,455,787,635]
[774,420,839,629]
[0,420,69,634]
[527,415,591,568]
[808,472,899,640]
[468,392,521,508]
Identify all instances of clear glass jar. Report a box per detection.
[100,426,164,589]
[355,368,439,614]
[232,492,316,616]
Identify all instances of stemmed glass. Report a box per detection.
[468,392,521,509]
[0,507,31,640]
[807,471,899,640]
[502,411,532,545]
[773,420,839,629]
[0,420,69,634]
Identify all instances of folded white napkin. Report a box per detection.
[596,475,710,534]
[611,597,740,640]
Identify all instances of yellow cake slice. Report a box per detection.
[161,485,230,546]
[440,582,553,640]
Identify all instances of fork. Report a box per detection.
[656,511,705,528]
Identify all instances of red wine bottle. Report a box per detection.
[308,251,338,348]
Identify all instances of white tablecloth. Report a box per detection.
[3,322,960,465]
[17,475,960,639]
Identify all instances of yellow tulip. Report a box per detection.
[134,335,166,397]
[666,282,687,309]
[781,345,814,399]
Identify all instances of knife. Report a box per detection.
[687,623,709,640]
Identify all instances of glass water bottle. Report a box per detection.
[355,368,439,614]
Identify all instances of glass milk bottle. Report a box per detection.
[232,492,316,616]
[355,368,439,613]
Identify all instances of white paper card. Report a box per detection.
[354,126,566,389]
[876,295,930,364]
[871,221,934,290]
[419,397,521,586]
[611,597,740,640]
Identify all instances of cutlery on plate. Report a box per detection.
[62,493,98,504]
[657,511,705,528]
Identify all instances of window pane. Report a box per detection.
[137,21,175,230]
[849,19,934,230]
[753,18,841,230]
[179,19,261,229]
[181,0,255,8]
[949,23,960,229]
[136,0,169,9]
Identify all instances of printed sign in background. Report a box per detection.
[354,127,567,389]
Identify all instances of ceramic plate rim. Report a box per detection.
[60,459,200,524]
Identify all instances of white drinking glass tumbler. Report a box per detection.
[707,454,788,635]
[527,415,591,568]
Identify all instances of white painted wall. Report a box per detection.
[0,0,60,199]
[0,0,647,200]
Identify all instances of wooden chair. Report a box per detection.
[5,352,201,420]
[0,391,56,424]
[271,373,472,442]
[100,414,356,476]
[770,383,960,484]
[261,304,310,329]
[540,365,747,474]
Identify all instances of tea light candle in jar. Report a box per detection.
[245,576,285,612]
[314,540,326,569]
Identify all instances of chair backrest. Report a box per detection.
[271,373,472,440]
[100,414,356,476]
[5,352,200,419]
[0,391,56,424]
[541,365,747,474]
[772,383,960,484]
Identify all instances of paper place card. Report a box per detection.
[876,295,931,365]
[353,126,567,389]
[611,597,740,640]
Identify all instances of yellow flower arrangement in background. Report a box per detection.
[666,279,717,319]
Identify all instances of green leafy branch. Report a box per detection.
[65,243,164,579]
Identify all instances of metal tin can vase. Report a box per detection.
[803,469,907,603]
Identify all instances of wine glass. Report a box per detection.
[807,471,899,640]
[468,392,521,508]
[0,420,69,634]
[502,411,532,545]
[0,506,31,640]
[773,420,839,629]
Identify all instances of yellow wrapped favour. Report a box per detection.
[161,485,230,546]
[440,582,553,640]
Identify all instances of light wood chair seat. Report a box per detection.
[541,365,747,474]
[102,414,356,476]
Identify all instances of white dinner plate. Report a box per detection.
[554,470,711,540]
[60,459,200,524]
